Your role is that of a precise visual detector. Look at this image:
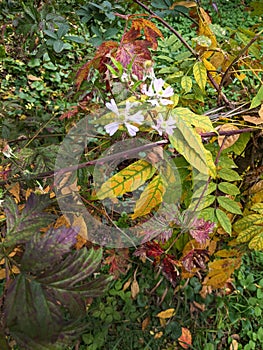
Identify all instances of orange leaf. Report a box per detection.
[142,316,150,331]
[178,327,192,349]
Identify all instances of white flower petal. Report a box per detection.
[162,86,174,97]
[148,99,160,106]
[105,122,120,136]
[128,111,144,124]
[160,98,173,106]
[153,78,165,94]
[124,123,139,137]
[106,99,119,116]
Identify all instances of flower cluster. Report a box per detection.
[104,99,144,137]
[103,74,176,137]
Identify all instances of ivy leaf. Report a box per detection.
[3,194,55,247]
[96,160,156,199]
[216,208,232,234]
[131,174,165,219]
[217,196,242,215]
[193,61,207,91]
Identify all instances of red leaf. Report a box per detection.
[116,40,152,80]
[59,105,79,120]
[130,18,163,49]
[75,41,118,90]
[178,327,192,349]
[104,248,130,278]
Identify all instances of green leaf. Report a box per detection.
[193,61,207,91]
[217,196,242,215]
[189,195,216,211]
[96,160,156,199]
[57,23,70,39]
[218,182,240,195]
[250,82,263,109]
[218,168,242,181]
[53,40,65,53]
[64,35,85,44]
[198,207,216,223]
[216,208,232,234]
[222,132,250,155]
[110,56,123,75]
[181,76,192,93]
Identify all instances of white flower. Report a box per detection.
[104,99,144,137]
[152,114,177,136]
[142,78,174,106]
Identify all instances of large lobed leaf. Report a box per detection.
[3,226,112,348]
[3,194,55,247]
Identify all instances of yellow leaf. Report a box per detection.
[193,61,207,91]
[205,258,241,288]
[178,327,192,349]
[203,58,221,85]
[96,160,156,199]
[210,52,225,69]
[198,9,217,59]
[218,124,240,150]
[156,308,175,319]
[6,182,20,202]
[170,1,197,9]
[0,269,6,280]
[249,232,263,250]
[235,72,246,81]
[237,226,263,243]
[154,331,163,339]
[230,339,239,350]
[131,174,165,219]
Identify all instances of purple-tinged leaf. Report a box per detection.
[21,226,79,274]
[37,248,106,292]
[182,249,209,272]
[3,194,55,247]
[189,218,214,244]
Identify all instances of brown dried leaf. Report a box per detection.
[242,113,263,125]
[131,276,140,299]
[218,124,240,150]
